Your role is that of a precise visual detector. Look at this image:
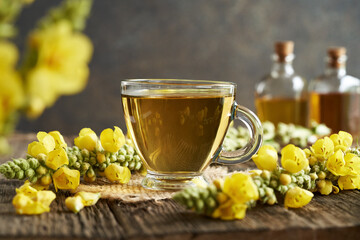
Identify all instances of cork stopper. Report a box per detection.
[327,47,346,68]
[274,41,294,62]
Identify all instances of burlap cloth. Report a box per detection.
[71,166,232,203]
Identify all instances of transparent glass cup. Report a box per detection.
[121,79,263,190]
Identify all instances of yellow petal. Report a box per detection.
[46,148,69,170]
[284,187,313,208]
[310,137,334,161]
[281,144,308,173]
[343,153,360,176]
[65,196,84,213]
[74,128,98,151]
[49,131,67,149]
[326,150,346,176]
[75,191,101,206]
[100,126,126,153]
[52,167,80,191]
[104,164,131,183]
[223,173,259,203]
[252,145,278,171]
[35,191,56,206]
[338,175,360,190]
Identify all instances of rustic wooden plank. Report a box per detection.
[1,133,360,240]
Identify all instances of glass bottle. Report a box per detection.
[308,47,360,137]
[255,41,308,126]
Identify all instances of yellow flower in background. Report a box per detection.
[281,144,308,173]
[338,175,360,190]
[74,128,98,151]
[326,150,346,176]
[330,131,353,152]
[100,126,126,153]
[49,131,67,149]
[52,166,80,191]
[310,137,334,161]
[212,199,248,220]
[45,148,69,170]
[104,164,131,184]
[284,187,313,208]
[12,181,56,215]
[0,41,24,133]
[26,20,93,118]
[27,131,56,157]
[223,173,259,204]
[251,145,278,171]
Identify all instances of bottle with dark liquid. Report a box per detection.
[255,41,308,126]
[309,47,360,137]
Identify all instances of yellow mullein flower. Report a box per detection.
[281,144,308,174]
[100,126,126,153]
[222,173,259,204]
[16,181,37,197]
[330,131,353,152]
[251,145,278,171]
[52,166,80,191]
[212,199,248,220]
[27,131,56,157]
[104,164,131,184]
[74,128,98,151]
[338,175,360,190]
[0,41,24,134]
[75,191,101,206]
[310,137,334,161]
[326,150,346,176]
[49,131,67,149]
[65,196,84,213]
[284,187,313,208]
[343,152,360,176]
[26,20,93,118]
[45,148,69,170]
[12,182,56,215]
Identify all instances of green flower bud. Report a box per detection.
[28,158,40,169]
[25,168,35,178]
[36,166,47,176]
[118,155,125,162]
[30,175,38,183]
[134,162,142,171]
[15,170,25,180]
[18,159,30,171]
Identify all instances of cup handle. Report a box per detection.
[215,102,263,164]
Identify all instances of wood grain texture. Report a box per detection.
[1,134,360,240]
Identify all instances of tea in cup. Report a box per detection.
[121,79,262,190]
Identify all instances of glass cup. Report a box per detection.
[121,79,262,190]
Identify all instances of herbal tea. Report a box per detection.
[255,97,308,126]
[122,91,234,174]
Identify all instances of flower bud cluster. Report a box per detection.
[0,156,53,185]
[250,170,277,205]
[173,184,219,216]
[223,121,330,152]
[66,143,142,182]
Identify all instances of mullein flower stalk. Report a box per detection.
[175,130,359,220]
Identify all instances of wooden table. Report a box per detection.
[1,133,360,240]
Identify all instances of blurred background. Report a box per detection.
[16,0,360,135]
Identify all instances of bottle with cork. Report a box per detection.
[308,47,360,137]
[255,41,308,126]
